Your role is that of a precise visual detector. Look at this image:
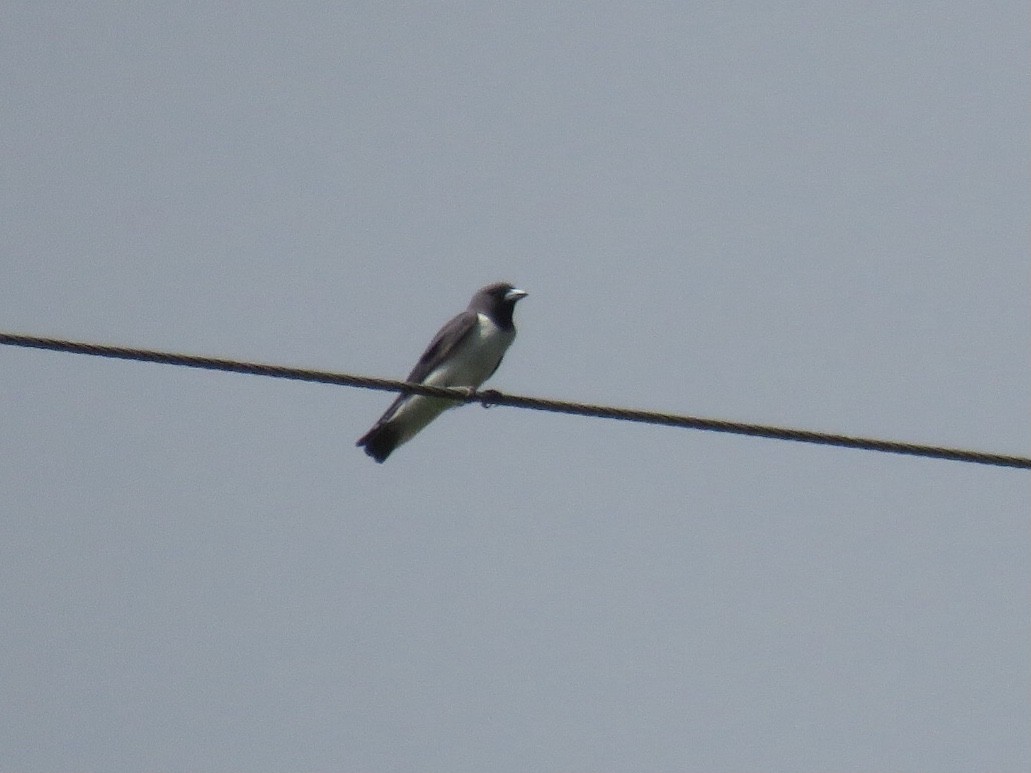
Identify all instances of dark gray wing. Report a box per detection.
[404,309,479,383]
[367,309,479,428]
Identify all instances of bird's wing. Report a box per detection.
[364,310,480,431]
[365,310,479,430]
[404,309,479,383]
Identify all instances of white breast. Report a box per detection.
[421,313,515,389]
[383,314,515,446]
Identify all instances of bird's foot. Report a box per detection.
[478,388,503,408]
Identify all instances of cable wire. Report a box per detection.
[2,331,1028,470]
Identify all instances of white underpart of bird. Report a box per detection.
[382,312,513,447]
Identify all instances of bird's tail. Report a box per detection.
[356,423,400,463]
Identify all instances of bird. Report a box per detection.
[357,282,528,462]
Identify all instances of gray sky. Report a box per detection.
[2,3,1029,771]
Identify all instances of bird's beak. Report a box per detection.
[505,288,528,302]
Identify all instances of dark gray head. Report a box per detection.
[469,282,527,330]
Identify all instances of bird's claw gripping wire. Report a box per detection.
[477,388,503,408]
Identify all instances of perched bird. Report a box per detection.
[357,282,528,462]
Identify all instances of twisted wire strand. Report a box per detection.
[2,332,1028,470]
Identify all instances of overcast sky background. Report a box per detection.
[2,3,1029,771]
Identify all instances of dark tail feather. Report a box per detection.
[356,424,399,463]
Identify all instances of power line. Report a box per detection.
[2,331,1028,470]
